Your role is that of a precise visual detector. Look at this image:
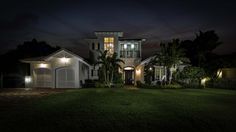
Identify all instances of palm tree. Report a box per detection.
[108,52,124,86]
[95,51,124,88]
[95,50,109,86]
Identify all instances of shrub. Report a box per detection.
[206,79,236,90]
[136,81,184,89]
[83,79,96,88]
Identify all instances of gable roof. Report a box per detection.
[21,48,91,66]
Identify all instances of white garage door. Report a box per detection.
[35,68,52,88]
[56,68,75,88]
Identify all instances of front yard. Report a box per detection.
[0,88,236,132]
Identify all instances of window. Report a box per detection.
[92,43,95,50]
[98,43,100,50]
[104,37,114,55]
[119,42,140,58]
[91,69,98,76]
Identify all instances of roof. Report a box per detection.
[94,31,123,37]
[119,38,146,41]
[21,48,91,66]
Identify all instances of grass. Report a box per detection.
[0,88,236,132]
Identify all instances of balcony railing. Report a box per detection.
[120,50,140,58]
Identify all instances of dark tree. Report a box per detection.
[0,39,60,88]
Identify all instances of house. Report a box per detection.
[22,31,183,88]
[22,49,91,88]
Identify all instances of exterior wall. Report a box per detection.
[222,68,236,79]
[29,50,90,88]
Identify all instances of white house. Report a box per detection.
[23,31,185,88]
[22,48,91,88]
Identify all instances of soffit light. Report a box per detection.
[39,63,48,68]
[60,57,70,63]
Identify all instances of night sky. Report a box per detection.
[1,0,236,58]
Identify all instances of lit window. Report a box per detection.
[104,37,114,55]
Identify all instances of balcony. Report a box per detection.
[120,50,140,58]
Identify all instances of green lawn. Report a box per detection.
[1,88,236,132]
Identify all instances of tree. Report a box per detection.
[108,52,124,85]
[0,38,60,88]
[95,50,124,88]
[154,39,189,84]
[181,30,221,67]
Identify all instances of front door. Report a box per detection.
[125,70,134,85]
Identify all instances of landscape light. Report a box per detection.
[217,70,222,78]
[25,76,32,84]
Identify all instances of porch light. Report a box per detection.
[60,57,70,64]
[25,76,32,84]
[149,67,153,71]
[124,67,134,70]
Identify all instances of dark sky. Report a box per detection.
[0,0,236,57]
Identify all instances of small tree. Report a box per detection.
[95,51,124,88]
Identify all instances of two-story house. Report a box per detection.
[22,31,171,88]
[87,31,145,85]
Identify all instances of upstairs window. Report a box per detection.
[104,37,114,55]
[92,43,95,50]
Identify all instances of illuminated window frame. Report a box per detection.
[104,37,114,55]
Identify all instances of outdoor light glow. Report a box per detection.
[131,44,134,49]
[124,44,127,49]
[124,67,134,70]
[136,69,141,75]
[217,70,222,78]
[201,77,210,86]
[25,76,32,84]
[60,57,70,64]
[39,63,48,68]
[149,67,153,71]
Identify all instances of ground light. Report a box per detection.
[201,77,210,87]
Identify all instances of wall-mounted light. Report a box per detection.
[25,76,32,84]
[60,57,70,64]
[131,44,134,49]
[39,63,48,68]
[136,69,141,75]
[124,44,127,49]
[149,67,153,71]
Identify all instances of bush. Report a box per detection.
[136,81,184,89]
[82,79,96,88]
[206,79,236,90]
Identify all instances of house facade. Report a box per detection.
[23,31,177,88]
[88,31,145,84]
